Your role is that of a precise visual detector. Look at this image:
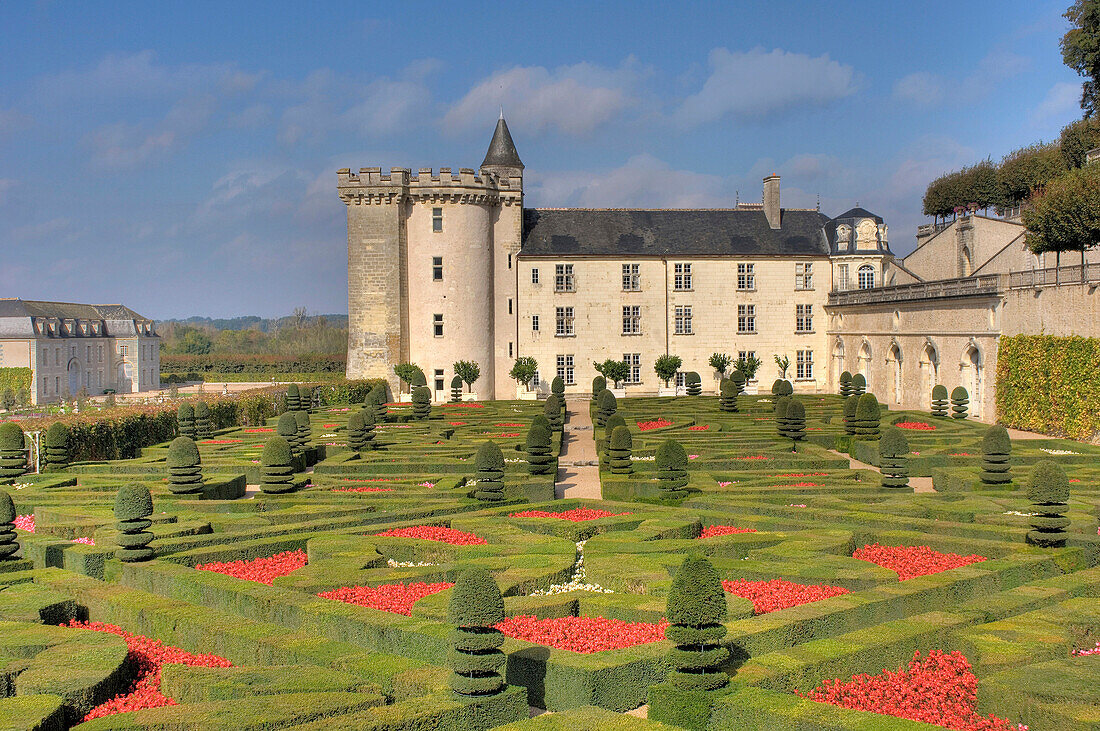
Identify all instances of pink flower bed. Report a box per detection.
[199,439,242,445]
[853,544,987,581]
[699,525,757,539]
[771,472,829,478]
[688,425,710,431]
[243,428,274,433]
[195,549,308,585]
[723,578,849,614]
[485,432,520,438]
[496,615,668,653]
[495,422,525,427]
[637,419,673,431]
[1073,640,1100,656]
[447,421,467,426]
[774,482,822,488]
[372,525,487,545]
[509,508,633,522]
[332,487,392,493]
[14,514,93,544]
[895,422,936,430]
[319,582,453,616]
[737,455,769,461]
[441,403,485,408]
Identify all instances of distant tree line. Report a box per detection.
[159,309,346,357]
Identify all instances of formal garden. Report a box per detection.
[0,376,1097,730]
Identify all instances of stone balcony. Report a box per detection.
[828,274,1004,306]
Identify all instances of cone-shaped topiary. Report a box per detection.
[194,401,212,440]
[166,436,203,494]
[260,436,295,494]
[980,425,1012,485]
[608,425,633,474]
[347,410,368,452]
[719,379,737,413]
[114,483,154,562]
[665,555,729,691]
[412,386,432,420]
[685,371,702,396]
[294,410,311,451]
[774,396,791,438]
[552,376,565,396]
[0,423,27,481]
[473,441,505,502]
[842,395,859,436]
[591,376,606,402]
[448,567,506,697]
[931,385,949,418]
[0,490,18,560]
[601,414,626,468]
[851,373,866,396]
[278,412,300,454]
[595,389,617,427]
[285,384,301,412]
[525,422,554,475]
[367,385,388,423]
[544,394,564,431]
[1026,461,1070,547]
[450,375,463,403]
[854,393,881,438]
[43,422,70,471]
[731,370,746,397]
[878,427,909,488]
[656,439,689,498]
[177,402,196,439]
[785,398,806,446]
[839,371,853,398]
[951,386,969,419]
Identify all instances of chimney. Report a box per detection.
[763,174,781,229]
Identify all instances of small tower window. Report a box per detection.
[532,315,539,331]
[507,298,513,315]
[531,268,539,284]
[858,265,876,289]
[433,314,444,337]
[432,207,443,232]
[432,256,443,281]
[507,253,512,269]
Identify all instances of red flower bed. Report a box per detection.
[199,439,242,444]
[243,428,274,433]
[722,579,849,614]
[853,544,986,581]
[771,472,829,478]
[637,419,673,431]
[798,650,1019,731]
[66,620,231,721]
[332,487,392,493]
[950,453,973,457]
[372,525,487,545]
[323,423,337,428]
[699,525,758,539]
[495,422,525,427]
[895,421,936,430]
[737,455,769,461]
[485,432,520,438]
[195,549,308,585]
[441,403,484,408]
[496,615,668,653]
[319,581,453,616]
[509,508,633,522]
[342,477,390,482]
[447,421,467,426]
[13,514,33,531]
[774,482,823,488]
[688,424,710,431]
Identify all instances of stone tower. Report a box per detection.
[339,118,523,399]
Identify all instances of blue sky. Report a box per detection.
[0,1,1086,318]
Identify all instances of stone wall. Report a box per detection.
[1002,280,1100,337]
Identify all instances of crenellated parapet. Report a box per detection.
[337,166,522,207]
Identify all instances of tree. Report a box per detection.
[854,393,881,439]
[851,373,866,396]
[685,371,702,396]
[294,410,312,450]
[0,490,17,560]
[591,376,606,400]
[980,425,1013,485]
[879,427,909,489]
[347,411,370,452]
[177,328,213,355]
[194,401,212,439]
[412,386,432,420]
[0,390,13,412]
[595,389,617,427]
[551,376,565,396]
[594,359,630,388]
[708,353,732,378]
[785,398,806,449]
[1060,117,1100,168]
[998,142,1066,207]
[453,361,481,393]
[285,384,301,412]
[278,412,300,455]
[43,423,69,471]
[1062,0,1100,116]
[734,355,761,381]
[839,371,853,398]
[951,386,969,419]
[177,402,196,439]
[166,436,204,494]
[394,363,425,393]
[509,357,538,389]
[450,375,463,403]
[608,425,633,474]
[1023,163,1100,258]
[448,568,506,697]
[526,420,554,475]
[544,394,564,431]
[292,306,308,329]
[773,354,790,379]
[0,423,26,482]
[719,378,737,413]
[473,442,505,502]
[664,555,729,691]
[655,439,689,498]
[260,437,295,493]
[654,354,682,388]
[1026,461,1071,547]
[931,385,949,418]
[114,483,155,562]
[843,395,859,436]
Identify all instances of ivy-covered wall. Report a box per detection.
[996,334,1100,441]
[0,368,32,399]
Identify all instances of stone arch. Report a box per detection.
[886,339,903,405]
[117,361,133,393]
[961,246,973,277]
[66,358,81,398]
[857,339,872,384]
[959,339,983,418]
[919,338,939,409]
[831,337,846,387]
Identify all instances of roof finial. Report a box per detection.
[499,105,504,120]
[735,190,739,207]
[816,193,820,211]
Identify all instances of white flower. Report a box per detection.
[387,558,436,567]
[630,455,655,461]
[1003,510,1038,517]
[1040,448,1080,456]
[320,433,338,438]
[528,540,613,596]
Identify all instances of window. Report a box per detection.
[737,304,756,334]
[673,263,692,290]
[675,372,686,388]
[508,298,513,315]
[737,350,756,363]
[532,370,541,389]
[623,353,641,384]
[674,305,693,335]
[796,304,813,333]
[531,268,539,284]
[837,264,850,291]
[509,342,513,358]
[119,345,128,357]
[556,354,575,385]
[532,315,539,332]
[796,262,813,290]
[554,264,575,292]
[507,253,512,269]
[55,347,60,365]
[737,263,755,290]
[41,348,46,366]
[796,350,814,380]
[622,305,641,335]
[858,265,875,289]
[432,207,443,232]
[97,345,103,363]
[85,345,91,362]
[622,263,640,291]
[433,314,444,337]
[435,369,444,392]
[555,306,574,336]
[432,256,443,281]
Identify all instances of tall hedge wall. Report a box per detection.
[0,368,32,397]
[996,334,1100,440]
[161,354,346,376]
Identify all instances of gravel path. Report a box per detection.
[555,398,603,500]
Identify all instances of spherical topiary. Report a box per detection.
[114,483,154,562]
[771,379,784,395]
[774,395,791,438]
[166,436,203,495]
[448,567,506,697]
[473,442,505,502]
[595,389,617,427]
[412,386,432,420]
[980,425,1013,485]
[719,379,737,413]
[177,402,196,439]
[0,422,27,481]
[951,386,969,419]
[842,395,860,436]
[685,371,702,396]
[777,379,794,396]
[854,393,881,439]
[931,385,949,418]
[0,490,18,560]
[277,412,300,454]
[731,370,746,396]
[655,439,689,498]
[294,410,311,450]
[544,394,564,431]
[851,373,867,396]
[1026,461,1070,548]
[591,376,606,402]
[839,371,853,398]
[43,422,70,471]
[450,375,463,403]
[785,398,806,444]
[525,422,554,475]
[194,401,212,440]
[665,555,729,692]
[608,425,633,475]
[285,384,301,412]
[260,436,295,494]
[878,427,909,489]
[552,376,565,396]
[411,371,427,389]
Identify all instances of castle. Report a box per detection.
[340,118,1100,417]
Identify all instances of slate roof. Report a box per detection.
[520,208,833,257]
[833,207,883,224]
[481,117,524,170]
[0,299,155,339]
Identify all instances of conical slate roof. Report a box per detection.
[481,116,523,170]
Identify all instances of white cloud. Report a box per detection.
[85,95,216,169]
[893,50,1031,109]
[1030,82,1082,126]
[444,60,643,136]
[675,47,858,126]
[528,154,728,208]
[893,72,944,108]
